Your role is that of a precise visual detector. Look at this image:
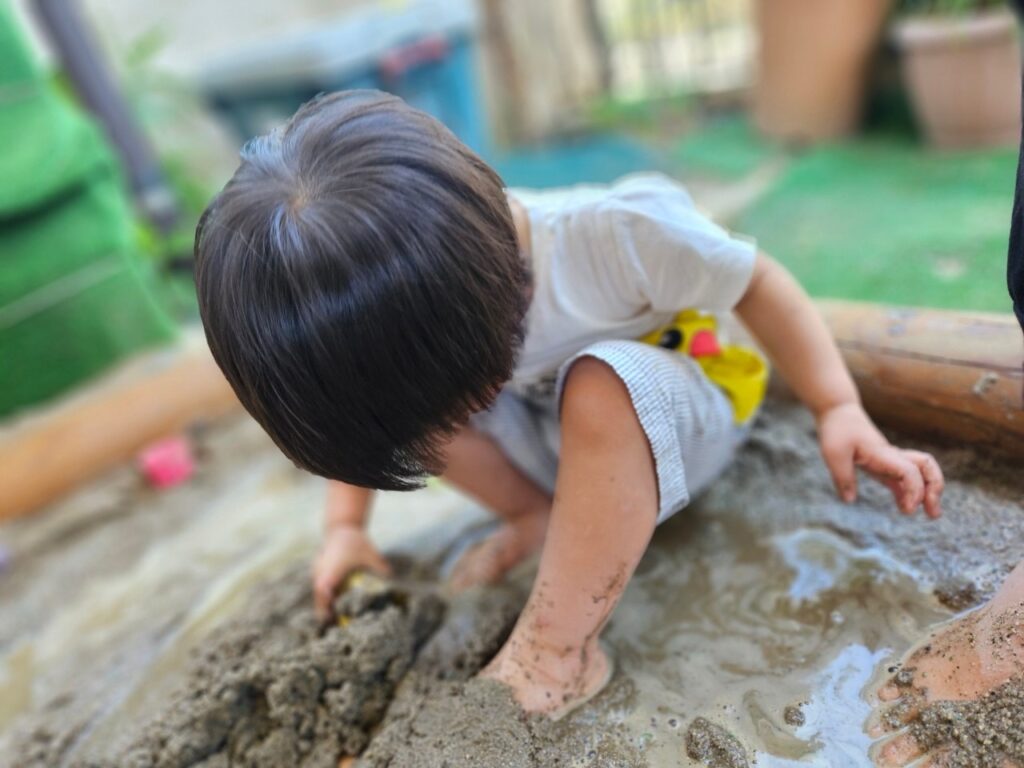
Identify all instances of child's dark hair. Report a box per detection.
[194,90,529,490]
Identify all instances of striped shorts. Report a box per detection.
[470,340,750,525]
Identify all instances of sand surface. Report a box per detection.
[1,402,1022,767]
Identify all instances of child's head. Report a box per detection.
[195,91,529,490]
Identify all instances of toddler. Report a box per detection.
[194,91,944,717]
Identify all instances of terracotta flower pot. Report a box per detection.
[754,0,894,143]
[894,10,1022,149]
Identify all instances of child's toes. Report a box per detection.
[916,751,960,768]
[878,684,899,701]
[877,663,921,702]
[878,681,905,702]
[867,698,919,737]
[874,731,925,767]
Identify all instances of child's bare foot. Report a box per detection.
[870,564,1024,767]
[480,634,613,718]
[447,507,549,591]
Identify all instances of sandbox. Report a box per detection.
[1,399,1021,767]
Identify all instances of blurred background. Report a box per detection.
[2,0,1021,418]
[1,6,1022,760]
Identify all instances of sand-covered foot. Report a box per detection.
[447,509,548,592]
[870,564,1024,767]
[480,636,613,718]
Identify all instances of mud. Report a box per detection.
[361,677,645,768]
[685,717,749,768]
[2,402,1024,767]
[6,558,642,768]
[705,405,1024,605]
[11,567,446,767]
[932,581,985,613]
[782,704,805,728]
[357,581,645,767]
[910,679,1024,768]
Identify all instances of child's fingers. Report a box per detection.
[903,450,944,519]
[313,570,338,622]
[313,581,331,622]
[857,445,925,515]
[312,557,348,621]
[822,440,857,503]
[365,548,393,577]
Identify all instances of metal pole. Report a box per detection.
[29,0,179,234]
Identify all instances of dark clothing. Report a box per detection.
[1011,0,1024,329]
[1013,124,1023,329]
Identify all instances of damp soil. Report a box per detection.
[782,705,805,728]
[7,564,644,768]
[2,403,1023,767]
[354,576,647,767]
[11,567,448,768]
[685,717,749,768]
[909,679,1024,768]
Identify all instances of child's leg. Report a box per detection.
[480,357,659,714]
[442,426,553,590]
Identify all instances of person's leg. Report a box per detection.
[479,356,659,714]
[872,561,1024,766]
[442,425,553,590]
[872,17,1024,762]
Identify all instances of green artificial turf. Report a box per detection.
[733,138,1017,312]
[672,115,781,180]
[0,3,175,417]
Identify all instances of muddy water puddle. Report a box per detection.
[594,506,949,766]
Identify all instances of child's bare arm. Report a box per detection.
[735,252,944,518]
[324,481,375,530]
[315,427,552,610]
[312,481,390,621]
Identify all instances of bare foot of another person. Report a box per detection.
[480,633,613,719]
[447,507,549,592]
[870,563,1024,767]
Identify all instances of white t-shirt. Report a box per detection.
[507,173,757,400]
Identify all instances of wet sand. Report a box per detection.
[11,571,447,767]
[911,679,1024,767]
[1,402,1022,767]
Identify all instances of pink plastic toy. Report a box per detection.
[688,328,722,358]
[138,435,195,489]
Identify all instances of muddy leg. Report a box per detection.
[480,357,658,716]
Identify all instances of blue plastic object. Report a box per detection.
[200,0,486,153]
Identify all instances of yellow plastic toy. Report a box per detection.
[641,310,767,424]
[335,571,392,628]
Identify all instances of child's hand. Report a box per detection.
[817,402,944,519]
[312,526,391,622]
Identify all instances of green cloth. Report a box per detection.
[0,4,174,417]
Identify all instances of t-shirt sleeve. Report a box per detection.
[597,175,757,313]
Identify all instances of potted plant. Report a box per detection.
[753,0,894,143]
[893,0,1021,148]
